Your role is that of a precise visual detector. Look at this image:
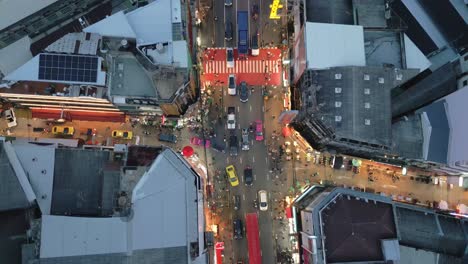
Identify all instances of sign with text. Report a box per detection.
[269,0,283,19]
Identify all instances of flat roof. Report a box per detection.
[304,0,353,24]
[321,194,397,262]
[51,149,116,216]
[12,142,55,215]
[305,22,366,69]
[0,0,58,31]
[0,36,33,77]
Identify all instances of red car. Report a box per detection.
[255,120,264,141]
[190,137,211,148]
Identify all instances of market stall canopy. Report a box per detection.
[352,159,362,167]
[438,200,449,210]
[182,146,194,157]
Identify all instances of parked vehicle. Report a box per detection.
[229,135,238,156]
[227,107,236,129]
[4,108,17,128]
[190,136,211,148]
[225,0,232,6]
[244,166,253,186]
[112,130,132,139]
[225,21,233,41]
[53,126,75,136]
[226,165,239,186]
[212,142,225,153]
[241,128,250,150]
[159,133,177,143]
[258,190,268,211]
[255,120,263,141]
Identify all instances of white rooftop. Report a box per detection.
[83,0,187,67]
[0,0,58,31]
[40,149,199,259]
[0,36,33,77]
[403,34,431,72]
[305,22,366,69]
[45,33,101,55]
[83,11,136,39]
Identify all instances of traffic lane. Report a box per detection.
[259,205,275,262]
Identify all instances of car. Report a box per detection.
[255,120,264,141]
[226,48,234,68]
[112,130,133,139]
[225,21,233,40]
[52,126,75,136]
[227,107,236,129]
[233,195,240,210]
[233,219,243,239]
[229,135,238,156]
[244,166,253,186]
[159,133,177,143]
[239,81,249,103]
[228,75,236,95]
[4,108,17,128]
[258,190,268,211]
[241,128,250,150]
[226,165,239,186]
[225,0,232,6]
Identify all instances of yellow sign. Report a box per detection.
[269,0,283,20]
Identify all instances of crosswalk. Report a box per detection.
[204,59,282,74]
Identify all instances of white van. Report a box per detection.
[228,74,236,95]
[258,190,268,211]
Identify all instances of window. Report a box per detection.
[364,88,370,95]
[396,74,403,80]
[335,116,342,122]
[363,74,370,81]
[335,73,342,80]
[464,55,468,61]
[335,101,342,107]
[365,119,371,125]
[335,87,342,93]
[378,77,385,84]
[463,80,468,87]
[364,102,370,109]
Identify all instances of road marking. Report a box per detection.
[264,140,267,145]
[262,106,265,112]
[270,211,273,217]
[238,124,240,130]
[237,106,240,112]
[250,105,252,112]
[243,194,245,200]
[253,156,255,162]
[265,157,268,163]
[226,157,229,163]
[254,174,257,180]
[240,157,243,164]
[266,173,270,180]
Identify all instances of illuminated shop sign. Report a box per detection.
[269,0,283,19]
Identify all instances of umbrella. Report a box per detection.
[457,204,467,214]
[182,146,194,157]
[352,159,362,167]
[282,126,292,137]
[438,200,449,210]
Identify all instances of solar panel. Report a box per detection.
[38,54,99,83]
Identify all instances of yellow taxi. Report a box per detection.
[52,126,75,136]
[112,130,133,139]
[226,165,239,187]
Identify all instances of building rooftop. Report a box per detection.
[38,148,204,263]
[294,187,468,264]
[0,0,58,31]
[50,148,121,216]
[0,141,35,212]
[305,0,353,24]
[305,22,366,69]
[321,193,397,262]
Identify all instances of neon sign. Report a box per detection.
[269,0,283,20]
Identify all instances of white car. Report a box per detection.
[4,108,17,128]
[228,74,236,95]
[227,107,236,130]
[258,190,268,211]
[226,48,234,68]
